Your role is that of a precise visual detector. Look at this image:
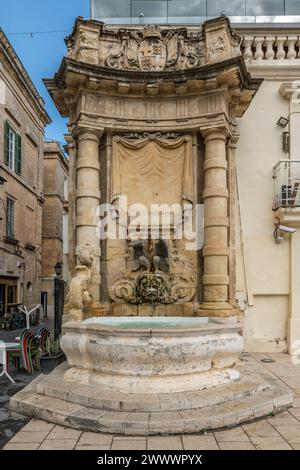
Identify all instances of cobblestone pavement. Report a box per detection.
[2,353,300,450]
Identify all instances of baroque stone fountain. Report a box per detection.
[11,16,292,434]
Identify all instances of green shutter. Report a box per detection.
[4,120,9,165]
[15,133,22,175]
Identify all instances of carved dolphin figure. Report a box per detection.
[153,239,169,272]
[129,239,152,271]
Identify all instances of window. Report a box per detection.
[4,121,22,175]
[6,198,14,239]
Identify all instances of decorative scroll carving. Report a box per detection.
[110,239,196,305]
[106,26,204,72]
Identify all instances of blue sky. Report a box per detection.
[0,0,90,143]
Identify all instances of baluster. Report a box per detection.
[286,36,297,60]
[264,36,275,60]
[253,37,265,60]
[275,36,287,60]
[242,36,254,60]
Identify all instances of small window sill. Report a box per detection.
[3,236,19,245]
[24,243,36,252]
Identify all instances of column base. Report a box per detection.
[92,302,109,317]
[197,302,240,318]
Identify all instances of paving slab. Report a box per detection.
[75,445,111,450]
[182,435,219,450]
[243,420,281,437]
[214,427,250,442]
[273,425,300,444]
[9,430,50,444]
[111,438,147,450]
[267,411,299,426]
[39,439,79,450]
[218,441,255,450]
[46,425,82,440]
[77,432,112,447]
[251,436,292,450]
[147,436,183,450]
[3,442,40,450]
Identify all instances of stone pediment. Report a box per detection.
[65,16,240,72]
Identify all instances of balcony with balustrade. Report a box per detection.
[273,160,300,229]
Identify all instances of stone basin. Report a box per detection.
[61,316,244,394]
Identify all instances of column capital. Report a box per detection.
[73,122,104,142]
[200,126,230,143]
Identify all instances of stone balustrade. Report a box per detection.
[239,35,300,61]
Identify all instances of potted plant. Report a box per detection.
[40,337,66,375]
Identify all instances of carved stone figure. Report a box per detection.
[66,266,93,321]
[129,239,152,271]
[76,30,99,65]
[64,243,94,321]
[153,239,169,273]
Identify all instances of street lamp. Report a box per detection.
[54,262,64,340]
[54,262,63,278]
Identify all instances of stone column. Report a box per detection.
[198,128,239,318]
[65,135,77,278]
[75,127,103,308]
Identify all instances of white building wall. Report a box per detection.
[236,80,290,352]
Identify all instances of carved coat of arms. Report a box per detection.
[138,26,166,71]
[106,25,203,72]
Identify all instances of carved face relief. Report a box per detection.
[139,37,167,72]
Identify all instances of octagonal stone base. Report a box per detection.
[10,317,293,435]
[60,317,243,395]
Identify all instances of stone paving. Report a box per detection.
[2,353,300,450]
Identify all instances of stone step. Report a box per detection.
[36,371,272,413]
[10,373,292,435]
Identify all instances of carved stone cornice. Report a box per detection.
[44,56,261,121]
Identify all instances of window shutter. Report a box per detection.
[4,121,9,165]
[15,133,22,175]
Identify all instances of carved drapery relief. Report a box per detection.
[106,26,204,72]
[111,135,194,209]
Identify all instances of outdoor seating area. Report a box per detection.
[0,305,43,331]
[0,326,51,383]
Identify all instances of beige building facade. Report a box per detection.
[41,141,69,318]
[0,28,50,318]
[234,26,300,354]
